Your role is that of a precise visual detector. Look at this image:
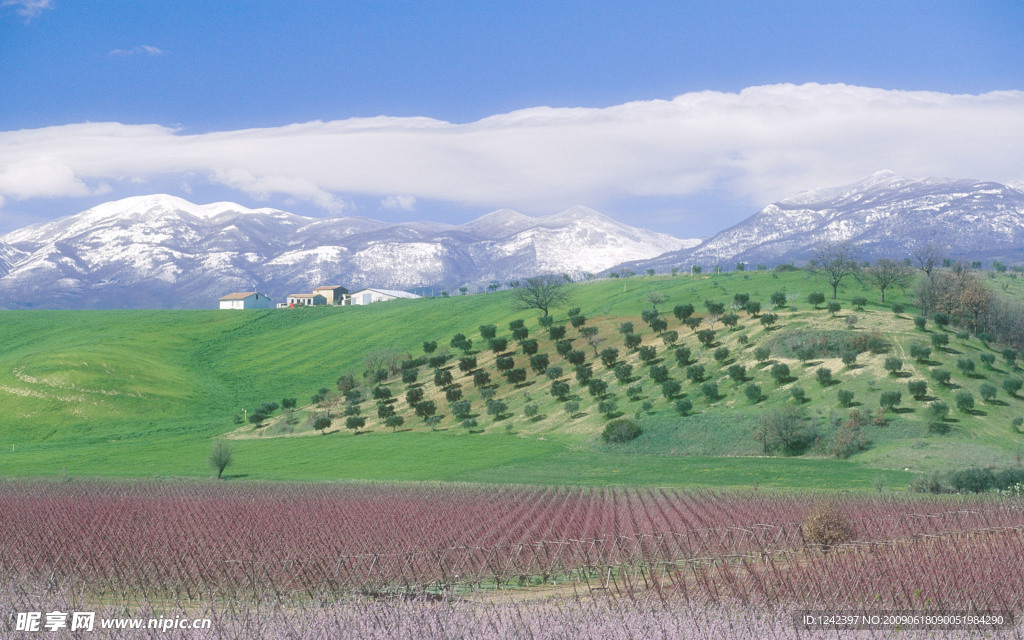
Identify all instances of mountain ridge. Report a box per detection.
[0,196,695,309]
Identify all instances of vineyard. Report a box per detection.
[2,480,1023,637]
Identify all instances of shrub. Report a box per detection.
[980,353,996,369]
[713,347,730,362]
[909,344,931,361]
[520,339,539,355]
[696,329,716,346]
[566,349,586,366]
[614,362,633,383]
[826,301,841,315]
[879,390,902,411]
[563,400,580,415]
[600,347,619,368]
[479,387,496,400]
[433,369,454,388]
[815,368,833,386]
[956,358,975,375]
[569,314,587,329]
[555,339,574,357]
[312,416,332,432]
[883,357,903,375]
[450,333,473,352]
[485,399,507,418]
[840,350,857,367]
[955,390,975,412]
[745,383,762,404]
[414,400,437,420]
[907,380,928,398]
[701,381,719,401]
[685,364,705,382]
[928,421,951,435]
[933,312,949,328]
[770,291,788,308]
[795,346,815,363]
[802,504,856,549]
[450,400,471,418]
[422,341,437,354]
[618,321,634,334]
[488,337,508,354]
[548,325,566,341]
[720,313,739,329]
[587,379,609,398]
[913,315,927,330]
[727,364,746,383]
[675,398,693,415]
[638,345,657,363]
[807,292,825,309]
[597,399,618,417]
[495,356,515,373]
[385,415,405,430]
[473,370,491,387]
[661,379,681,399]
[574,365,593,385]
[509,318,526,331]
[790,386,806,404]
[673,304,694,321]
[979,383,998,402]
[956,331,970,341]
[759,313,778,328]
[601,418,642,443]
[402,369,419,384]
[949,467,996,493]
[837,389,854,407]
[661,330,679,346]
[1013,417,1024,432]
[649,364,670,383]
[1002,348,1018,366]
[479,324,497,340]
[550,380,571,400]
[928,401,949,421]
[345,416,366,431]
[851,296,867,311]
[754,346,771,362]
[844,314,858,329]
[737,334,749,345]
[771,363,791,383]
[931,369,952,386]
[1003,377,1023,396]
[891,302,905,315]
[544,365,563,380]
[624,333,642,350]
[405,387,424,405]
[675,346,693,367]
[931,333,949,348]
[649,317,668,333]
[745,300,761,316]
[529,354,550,374]
[523,403,540,419]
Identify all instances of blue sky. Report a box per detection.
[2,0,1023,237]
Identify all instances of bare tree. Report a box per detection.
[860,258,915,303]
[912,243,944,279]
[208,440,233,479]
[510,275,573,317]
[810,242,859,299]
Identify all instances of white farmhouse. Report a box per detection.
[218,292,273,310]
[313,285,351,306]
[351,288,422,305]
[286,293,327,307]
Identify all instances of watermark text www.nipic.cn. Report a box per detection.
[14,611,212,632]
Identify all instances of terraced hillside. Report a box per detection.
[1,270,1021,488]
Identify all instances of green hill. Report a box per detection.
[1,270,1021,490]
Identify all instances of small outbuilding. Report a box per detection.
[219,292,273,310]
[351,288,422,305]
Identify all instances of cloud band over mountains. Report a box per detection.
[1,83,1022,217]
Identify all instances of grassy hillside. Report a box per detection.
[1,270,1021,489]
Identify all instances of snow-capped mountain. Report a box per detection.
[0,195,695,309]
[621,171,1024,272]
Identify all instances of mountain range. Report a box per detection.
[2,171,1022,309]
[0,196,694,309]
[622,171,1024,273]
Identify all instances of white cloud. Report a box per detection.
[1,83,1022,221]
[2,0,53,20]
[381,195,417,211]
[109,45,164,57]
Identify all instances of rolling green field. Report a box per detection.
[2,270,1021,490]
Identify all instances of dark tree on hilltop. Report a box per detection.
[511,275,573,317]
[811,242,859,299]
